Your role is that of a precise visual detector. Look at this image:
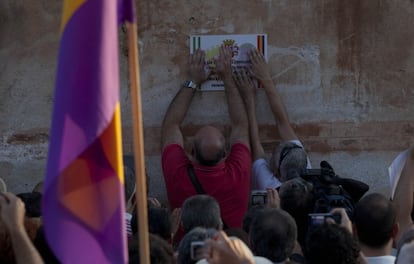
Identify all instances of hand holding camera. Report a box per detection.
[205,231,255,264]
[309,213,341,226]
[329,207,353,234]
[308,207,352,234]
[250,189,280,208]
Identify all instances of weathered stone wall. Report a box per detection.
[1,1,413,203]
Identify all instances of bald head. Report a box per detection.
[193,126,225,166]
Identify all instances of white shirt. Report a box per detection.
[365,255,396,264]
[125,212,133,237]
[252,140,311,190]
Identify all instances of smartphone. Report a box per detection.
[190,241,206,261]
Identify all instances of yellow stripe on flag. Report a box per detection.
[101,103,125,184]
[60,0,87,33]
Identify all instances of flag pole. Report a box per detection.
[126,22,150,264]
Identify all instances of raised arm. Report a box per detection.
[249,49,298,141]
[205,231,255,264]
[0,193,44,264]
[233,68,265,161]
[161,49,210,148]
[215,45,249,148]
[394,146,414,243]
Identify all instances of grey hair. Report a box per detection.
[271,141,307,181]
[177,227,217,264]
[249,208,297,262]
[181,195,222,233]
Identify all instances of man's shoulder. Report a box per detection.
[229,142,251,153]
[162,143,185,155]
[228,142,251,162]
[161,143,189,167]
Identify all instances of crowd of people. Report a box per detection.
[155,45,414,264]
[0,45,413,264]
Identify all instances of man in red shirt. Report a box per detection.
[161,45,251,228]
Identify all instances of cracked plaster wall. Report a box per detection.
[1,1,413,203]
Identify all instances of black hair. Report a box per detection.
[148,207,172,241]
[304,223,360,264]
[128,233,174,264]
[279,179,315,247]
[16,192,42,217]
[131,206,172,240]
[354,193,396,247]
[242,204,265,234]
[249,208,297,263]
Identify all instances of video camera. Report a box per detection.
[287,161,369,220]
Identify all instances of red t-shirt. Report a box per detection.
[162,143,251,228]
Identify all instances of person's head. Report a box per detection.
[354,192,398,249]
[131,206,172,240]
[128,233,175,264]
[177,227,216,264]
[193,126,226,166]
[242,205,265,234]
[148,207,173,241]
[149,234,175,264]
[279,177,314,247]
[271,142,307,181]
[304,223,360,264]
[249,208,297,263]
[181,195,222,233]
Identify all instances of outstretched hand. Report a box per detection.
[188,49,211,85]
[0,193,44,264]
[215,45,233,80]
[232,68,256,103]
[248,49,272,83]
